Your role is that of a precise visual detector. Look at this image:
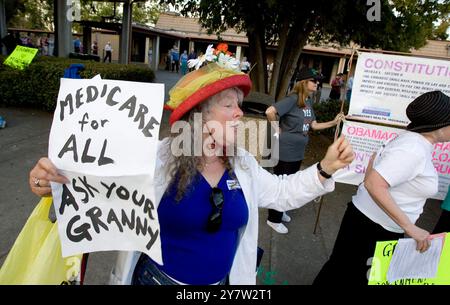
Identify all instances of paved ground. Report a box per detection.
[0,69,443,285]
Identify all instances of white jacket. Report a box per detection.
[109,138,334,285]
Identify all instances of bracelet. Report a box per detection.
[317,162,332,179]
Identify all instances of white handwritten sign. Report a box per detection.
[49,77,164,263]
[433,141,450,199]
[335,121,449,200]
[349,52,450,126]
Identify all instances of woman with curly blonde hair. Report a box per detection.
[29,52,353,285]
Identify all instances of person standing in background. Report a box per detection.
[148,48,153,68]
[73,37,81,53]
[312,69,324,104]
[165,50,172,71]
[171,45,180,73]
[265,67,345,234]
[180,50,188,75]
[329,73,344,100]
[103,42,112,63]
[92,41,98,55]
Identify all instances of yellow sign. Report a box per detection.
[368,233,450,285]
[3,45,38,70]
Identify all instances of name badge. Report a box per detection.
[226,180,241,190]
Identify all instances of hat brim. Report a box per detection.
[167,74,252,125]
[406,121,450,133]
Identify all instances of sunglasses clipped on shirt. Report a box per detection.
[207,187,224,233]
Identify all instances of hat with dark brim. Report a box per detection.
[406,90,450,133]
[295,67,319,82]
[164,63,252,125]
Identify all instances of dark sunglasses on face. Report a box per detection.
[207,187,224,233]
[308,79,319,84]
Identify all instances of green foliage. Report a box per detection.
[312,99,350,136]
[0,56,155,111]
[6,0,169,33]
[172,0,446,52]
[162,0,449,97]
[6,0,54,30]
[77,1,167,26]
[431,0,450,40]
[432,20,450,40]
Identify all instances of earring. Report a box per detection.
[208,132,216,150]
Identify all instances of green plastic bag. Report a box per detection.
[0,197,83,284]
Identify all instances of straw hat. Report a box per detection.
[165,62,252,125]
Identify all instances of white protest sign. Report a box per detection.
[334,121,449,200]
[49,78,164,263]
[433,142,450,200]
[349,52,450,126]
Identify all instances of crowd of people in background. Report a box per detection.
[165,45,198,74]
[0,32,54,56]
[1,34,355,97]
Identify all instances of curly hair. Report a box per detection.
[168,87,243,201]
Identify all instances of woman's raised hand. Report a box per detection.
[320,136,354,175]
[333,112,346,125]
[29,157,69,197]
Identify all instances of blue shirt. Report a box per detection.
[156,170,248,284]
[171,50,179,61]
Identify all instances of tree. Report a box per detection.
[431,0,449,40]
[78,0,166,26]
[7,0,54,31]
[162,0,449,100]
[7,0,168,33]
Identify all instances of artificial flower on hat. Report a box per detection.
[215,43,232,56]
[165,43,252,125]
[186,44,241,72]
[186,44,216,70]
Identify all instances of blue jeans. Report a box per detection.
[132,254,228,285]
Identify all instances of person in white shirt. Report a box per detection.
[28,51,354,285]
[314,90,450,285]
[103,42,112,63]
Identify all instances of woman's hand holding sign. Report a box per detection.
[29,157,68,197]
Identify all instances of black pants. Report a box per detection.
[267,160,302,223]
[433,209,450,234]
[313,202,403,285]
[103,51,112,63]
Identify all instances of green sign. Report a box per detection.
[368,233,450,285]
[3,46,39,70]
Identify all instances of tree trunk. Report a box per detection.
[276,41,306,101]
[275,17,318,100]
[275,32,304,100]
[268,20,289,98]
[247,29,266,93]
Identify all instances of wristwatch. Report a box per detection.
[317,162,332,179]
